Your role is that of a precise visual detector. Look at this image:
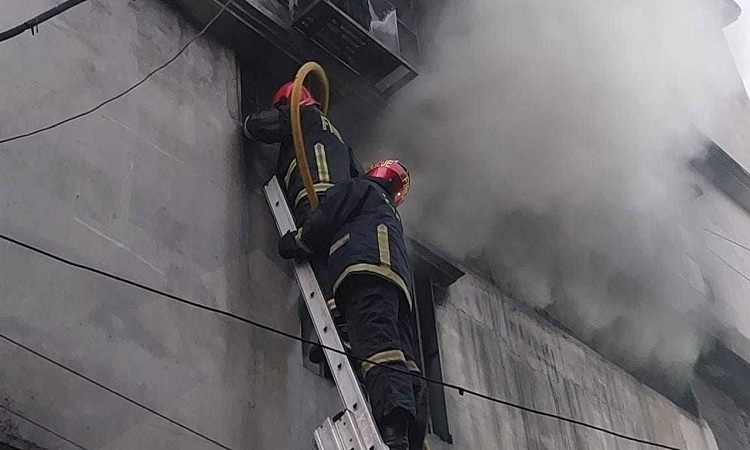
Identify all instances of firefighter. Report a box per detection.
[244,81,363,333]
[276,160,427,450]
[243,81,363,223]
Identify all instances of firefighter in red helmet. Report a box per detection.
[244,80,364,321]
[277,160,427,450]
[243,80,363,223]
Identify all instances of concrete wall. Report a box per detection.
[693,183,750,360]
[0,1,340,448]
[429,274,719,450]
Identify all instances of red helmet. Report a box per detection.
[366,160,410,206]
[271,81,317,109]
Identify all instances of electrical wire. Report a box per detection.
[0,232,682,450]
[0,0,90,43]
[704,227,750,254]
[0,403,90,450]
[0,333,231,450]
[708,246,750,284]
[703,228,750,284]
[0,0,231,146]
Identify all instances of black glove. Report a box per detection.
[278,231,305,259]
[244,107,290,144]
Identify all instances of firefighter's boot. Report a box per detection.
[380,411,409,450]
[382,425,408,450]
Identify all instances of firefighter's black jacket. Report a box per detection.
[279,177,414,309]
[245,105,363,210]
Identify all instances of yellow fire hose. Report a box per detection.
[290,62,330,210]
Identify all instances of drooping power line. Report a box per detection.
[0,402,90,450]
[0,0,232,146]
[0,332,231,449]
[704,227,750,254]
[0,231,682,450]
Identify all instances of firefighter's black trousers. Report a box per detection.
[337,275,427,448]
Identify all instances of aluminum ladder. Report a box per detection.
[264,176,388,450]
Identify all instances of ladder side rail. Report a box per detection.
[264,177,386,450]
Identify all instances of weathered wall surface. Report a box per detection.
[429,274,719,450]
[0,1,340,448]
[693,184,750,360]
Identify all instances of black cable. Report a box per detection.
[704,227,750,254]
[703,229,750,284]
[0,332,232,449]
[0,403,90,450]
[708,246,750,284]
[0,232,682,450]
[0,0,90,43]
[0,0,231,146]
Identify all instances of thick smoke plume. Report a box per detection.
[373,0,745,381]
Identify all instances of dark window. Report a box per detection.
[695,338,750,450]
[408,238,464,443]
[691,141,750,215]
[413,274,453,443]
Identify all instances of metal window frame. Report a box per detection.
[408,237,463,443]
[692,141,750,215]
[413,273,453,443]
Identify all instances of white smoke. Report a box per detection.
[372,0,746,380]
